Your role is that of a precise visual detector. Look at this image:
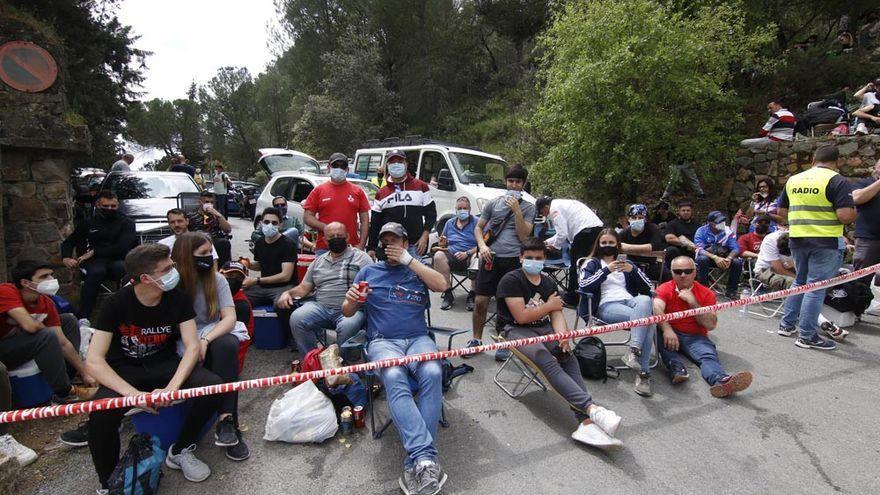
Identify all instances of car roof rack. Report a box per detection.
[359,135,482,151]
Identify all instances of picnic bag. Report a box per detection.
[106,433,164,495]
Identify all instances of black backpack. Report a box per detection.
[442,359,474,392]
[574,337,618,382]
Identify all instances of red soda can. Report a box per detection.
[290,360,300,373]
[484,251,496,271]
[353,406,365,428]
[357,281,369,302]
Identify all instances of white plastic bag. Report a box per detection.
[263,380,338,443]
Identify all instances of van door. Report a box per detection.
[418,150,457,225]
[354,153,382,182]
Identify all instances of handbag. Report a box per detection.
[483,209,515,247]
[573,337,618,382]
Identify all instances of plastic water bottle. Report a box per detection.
[739,288,751,313]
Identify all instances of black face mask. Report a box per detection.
[98,208,117,219]
[375,246,388,261]
[226,277,243,295]
[274,205,287,217]
[597,245,619,257]
[194,255,214,273]
[328,237,347,254]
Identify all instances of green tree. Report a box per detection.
[532,0,774,213]
[199,67,263,177]
[124,83,205,163]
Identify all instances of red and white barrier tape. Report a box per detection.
[2,262,878,424]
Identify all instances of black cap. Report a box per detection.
[329,153,348,168]
[378,222,408,239]
[385,149,406,160]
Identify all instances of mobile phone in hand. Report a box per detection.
[616,254,627,263]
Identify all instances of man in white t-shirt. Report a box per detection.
[158,209,218,260]
[212,165,232,218]
[753,229,794,290]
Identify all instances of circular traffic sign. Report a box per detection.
[0,41,58,93]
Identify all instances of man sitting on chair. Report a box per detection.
[434,197,478,311]
[341,222,449,495]
[497,237,623,448]
[694,210,744,299]
[654,256,753,398]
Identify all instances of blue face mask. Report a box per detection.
[262,223,279,238]
[153,267,179,292]
[456,209,470,221]
[522,259,544,275]
[629,219,645,231]
[329,167,347,182]
[388,162,407,179]
[506,190,522,200]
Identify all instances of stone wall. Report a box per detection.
[728,135,879,212]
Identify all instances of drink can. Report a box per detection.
[484,251,496,271]
[290,360,301,373]
[357,281,369,302]
[353,406,365,428]
[340,409,353,435]
[439,235,448,248]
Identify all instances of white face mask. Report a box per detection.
[329,167,347,182]
[29,278,60,296]
[715,222,727,231]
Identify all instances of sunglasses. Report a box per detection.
[672,268,695,275]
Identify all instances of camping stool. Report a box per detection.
[491,335,548,399]
[252,305,289,350]
[8,360,53,408]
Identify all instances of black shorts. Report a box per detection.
[444,250,473,272]
[475,256,521,296]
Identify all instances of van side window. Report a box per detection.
[355,154,381,178]
[420,151,449,186]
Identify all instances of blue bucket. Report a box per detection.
[9,360,54,408]
[253,305,289,350]
[130,401,216,451]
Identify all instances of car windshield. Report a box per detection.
[261,154,321,174]
[103,174,199,200]
[449,152,509,188]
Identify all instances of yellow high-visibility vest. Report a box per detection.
[785,166,841,238]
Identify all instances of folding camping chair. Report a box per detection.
[573,291,660,371]
[491,334,548,399]
[743,259,785,319]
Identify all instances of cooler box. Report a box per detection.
[253,305,289,350]
[297,254,315,285]
[131,401,215,450]
[8,360,54,408]
[822,305,856,328]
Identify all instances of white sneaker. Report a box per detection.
[78,318,91,329]
[856,123,869,135]
[589,405,622,436]
[0,433,38,467]
[571,423,622,449]
[165,443,211,482]
[865,300,880,316]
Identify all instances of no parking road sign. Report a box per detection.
[0,40,58,93]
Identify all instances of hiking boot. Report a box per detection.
[461,338,482,359]
[634,373,652,397]
[415,460,447,495]
[60,421,89,447]
[399,466,418,495]
[621,347,642,372]
[465,291,475,312]
[440,290,454,311]
[0,433,38,467]
[571,422,622,449]
[225,429,250,461]
[777,325,798,337]
[668,362,689,384]
[52,390,83,405]
[710,371,753,398]
[588,405,621,436]
[494,348,511,362]
[214,416,239,447]
[821,321,848,342]
[795,335,837,350]
[166,443,211,482]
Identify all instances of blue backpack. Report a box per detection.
[107,433,164,495]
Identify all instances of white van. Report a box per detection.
[352,139,534,232]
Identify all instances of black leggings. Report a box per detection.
[203,333,240,423]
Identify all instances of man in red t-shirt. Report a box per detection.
[653,256,753,398]
[302,153,371,253]
[737,214,771,260]
[0,261,89,404]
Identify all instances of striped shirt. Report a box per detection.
[759,109,797,141]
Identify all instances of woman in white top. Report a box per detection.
[578,229,656,397]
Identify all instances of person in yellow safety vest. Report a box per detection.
[777,146,857,350]
[371,162,387,189]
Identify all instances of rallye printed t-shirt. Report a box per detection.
[0,283,60,339]
[95,285,195,364]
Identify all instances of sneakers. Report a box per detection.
[494,348,511,362]
[0,433,38,467]
[52,390,83,405]
[165,443,211,482]
[399,466,418,494]
[777,325,798,337]
[856,122,869,135]
[621,347,642,372]
[60,421,89,447]
[571,422,623,449]
[709,371,753,398]
[588,405,621,436]
[225,429,250,461]
[461,338,482,359]
[821,321,848,342]
[795,334,837,350]
[634,373,652,397]
[414,460,447,495]
[214,416,239,447]
[78,318,91,329]
[440,290,454,310]
[465,291,475,312]
[669,362,689,384]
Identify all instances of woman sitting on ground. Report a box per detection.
[171,232,250,461]
[579,228,656,397]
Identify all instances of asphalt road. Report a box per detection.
[14,217,880,494]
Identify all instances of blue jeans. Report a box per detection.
[696,254,744,292]
[290,301,364,359]
[367,335,442,468]
[598,295,655,371]
[781,247,843,339]
[658,331,727,385]
[282,227,300,251]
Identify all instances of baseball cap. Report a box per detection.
[379,222,408,239]
[707,210,727,224]
[385,149,406,161]
[329,152,348,167]
[627,204,648,217]
[220,261,248,277]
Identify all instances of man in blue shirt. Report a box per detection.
[433,197,478,311]
[342,222,449,495]
[694,211,743,299]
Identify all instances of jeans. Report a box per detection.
[215,193,228,218]
[78,258,127,319]
[696,254,744,293]
[367,335,442,468]
[853,238,880,287]
[781,247,843,339]
[291,302,365,361]
[598,295,655,372]
[658,331,727,385]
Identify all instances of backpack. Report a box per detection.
[441,359,474,392]
[825,280,873,315]
[573,337,618,382]
[106,433,164,495]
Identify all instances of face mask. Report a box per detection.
[755,224,769,235]
[226,277,243,295]
[388,163,407,179]
[274,204,287,217]
[328,237,347,254]
[30,278,60,296]
[194,255,213,273]
[715,222,726,231]
[522,259,544,275]
[329,167,347,182]
[629,219,645,231]
[597,245,619,258]
[262,223,279,238]
[758,191,769,198]
[98,207,117,219]
[153,268,180,292]
[506,190,522,200]
[456,209,470,221]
